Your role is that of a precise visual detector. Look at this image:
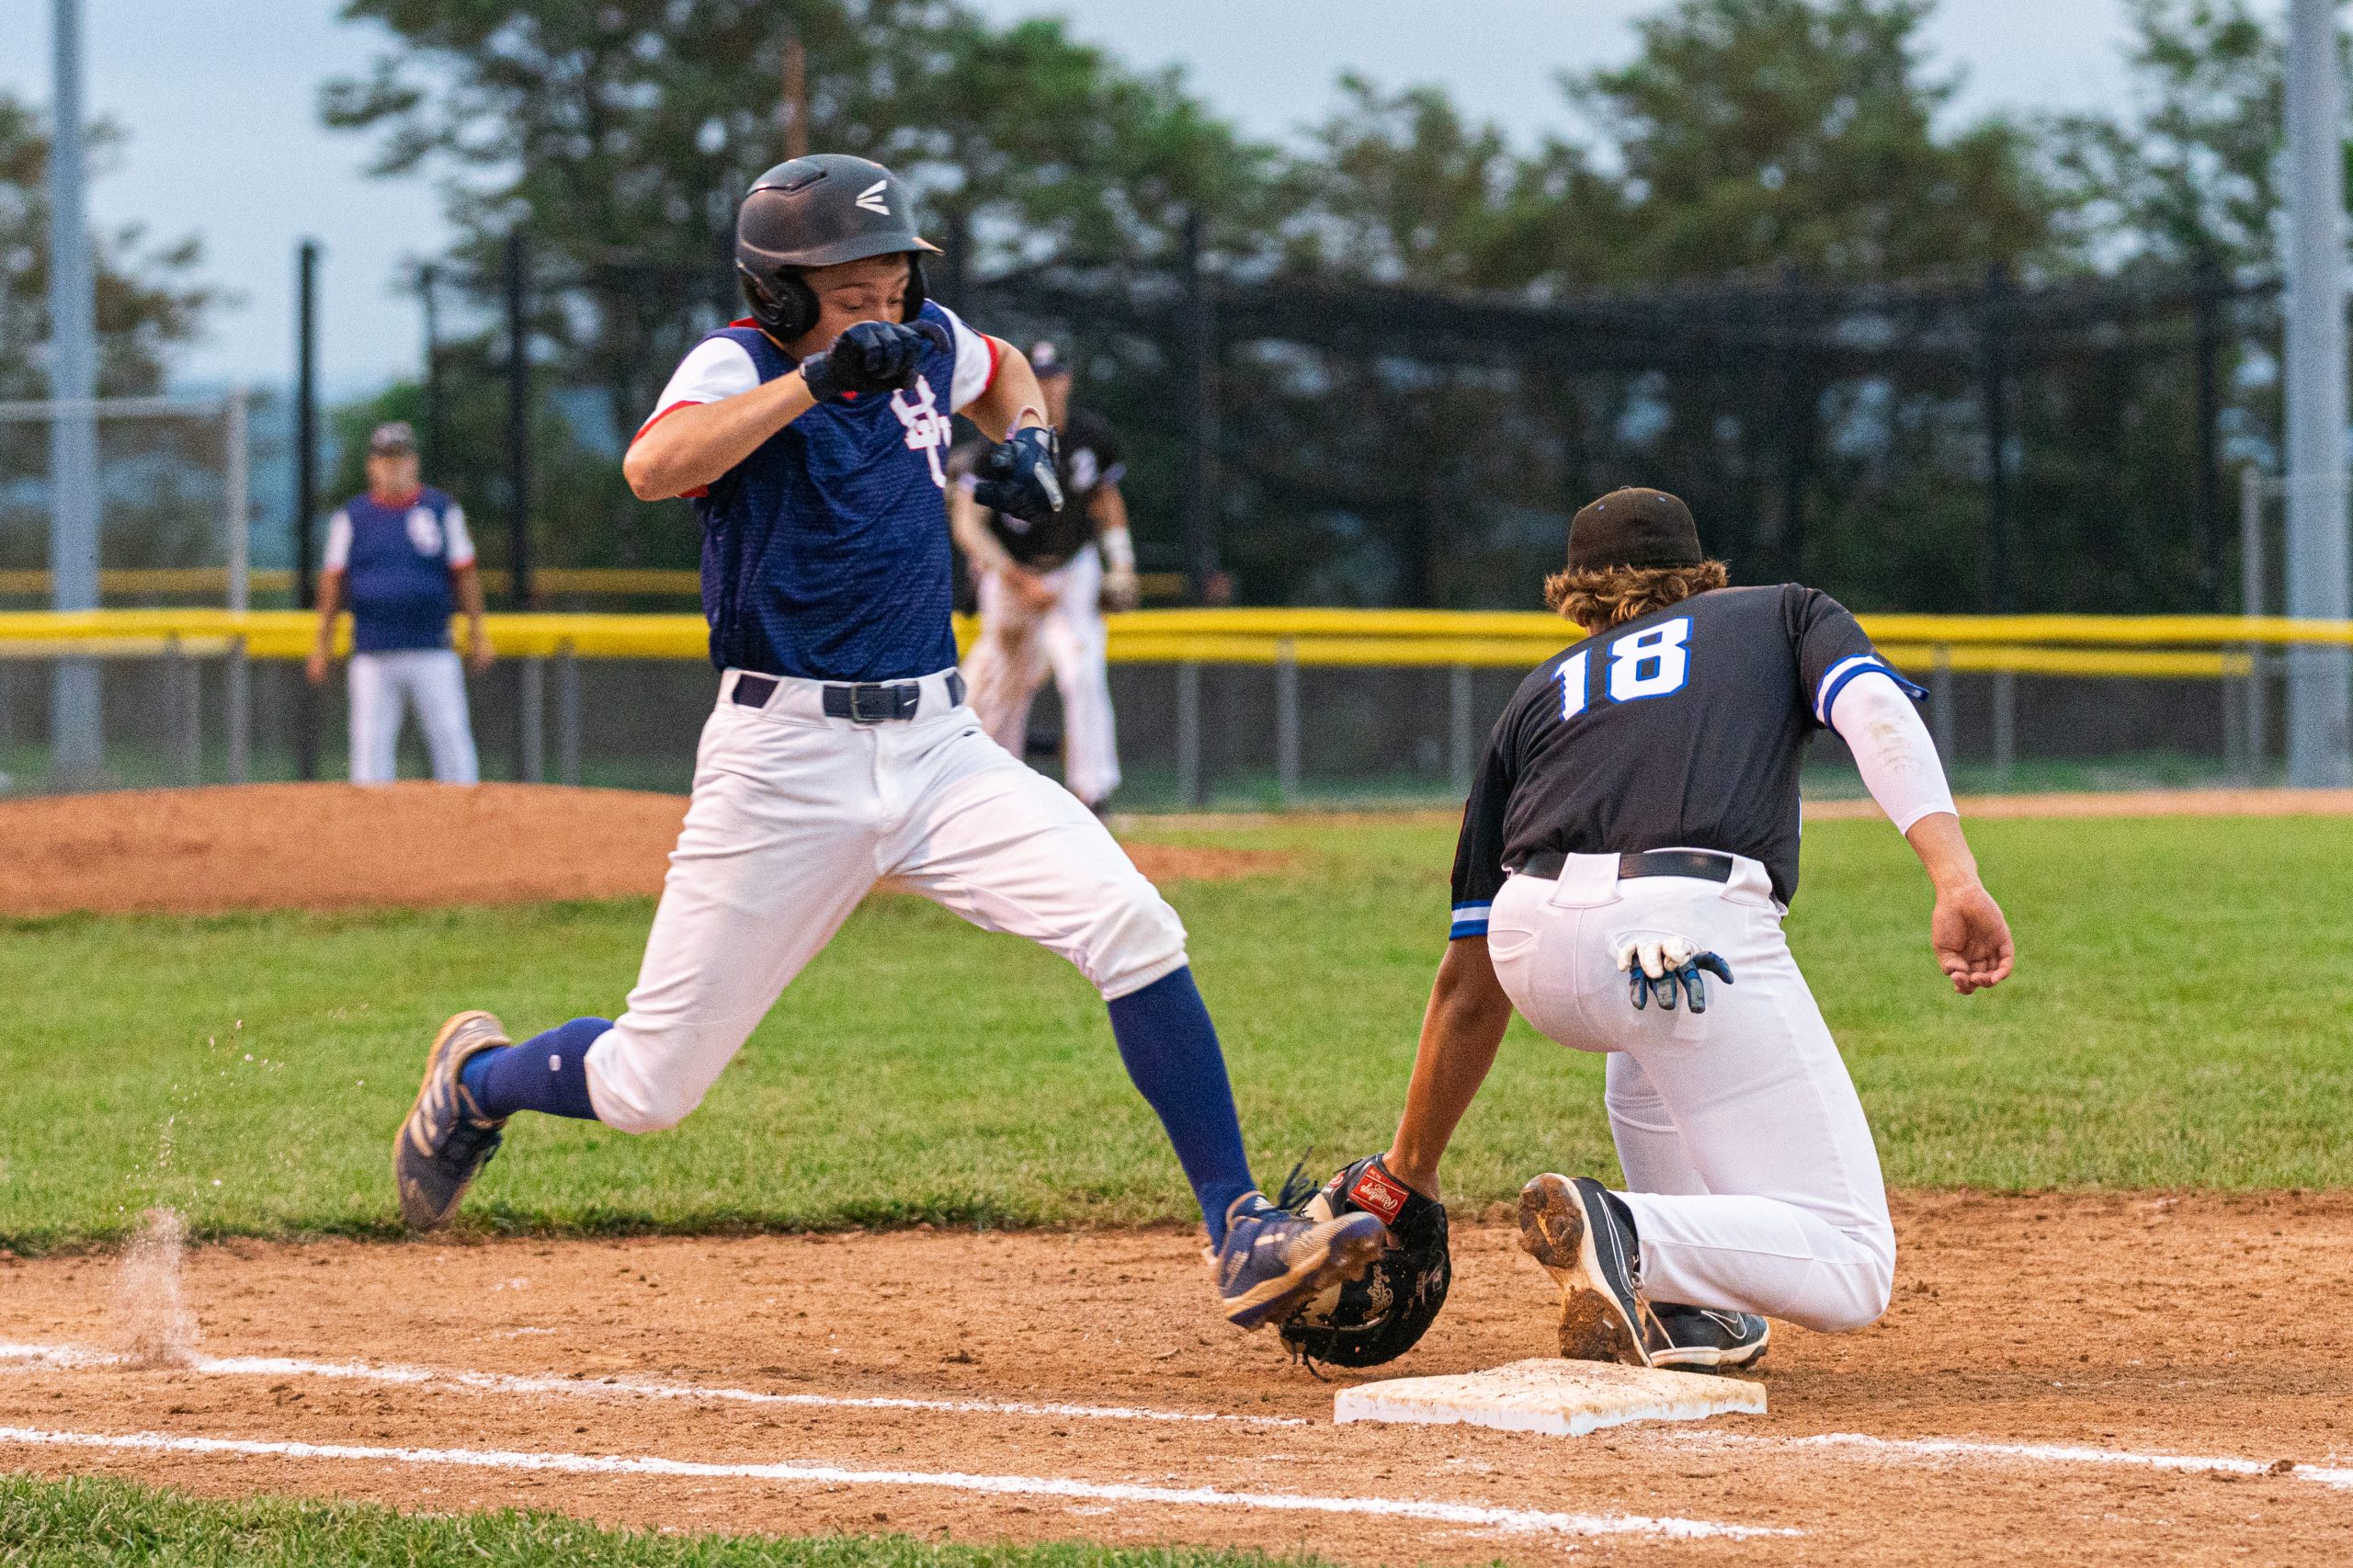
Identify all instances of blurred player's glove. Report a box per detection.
[972,426,1064,526]
[1278,1153,1450,1369]
[800,319,949,403]
[1613,931,1733,1014]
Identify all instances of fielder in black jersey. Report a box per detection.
[951,342,1137,806]
[1450,581,1918,920]
[1286,487,2014,1372]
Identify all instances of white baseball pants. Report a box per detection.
[964,545,1121,805]
[347,648,479,785]
[1484,851,1896,1334]
[582,668,1188,1135]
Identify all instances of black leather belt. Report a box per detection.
[1512,847,1733,883]
[733,670,966,723]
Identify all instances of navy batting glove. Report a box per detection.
[972,426,1064,525]
[800,320,929,403]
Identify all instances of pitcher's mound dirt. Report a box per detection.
[0,784,1287,918]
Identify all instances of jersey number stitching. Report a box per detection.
[1560,617,1692,720]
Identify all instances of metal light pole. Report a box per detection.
[47,0,101,782]
[2283,0,2353,787]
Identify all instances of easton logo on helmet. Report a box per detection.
[855,179,891,215]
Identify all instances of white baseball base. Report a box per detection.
[1333,1358,1765,1437]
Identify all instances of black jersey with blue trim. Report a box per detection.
[1448,584,1922,929]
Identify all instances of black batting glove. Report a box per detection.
[800,319,947,403]
[972,426,1064,525]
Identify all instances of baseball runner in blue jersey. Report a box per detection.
[392,155,1383,1331]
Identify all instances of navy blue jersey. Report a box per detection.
[323,487,474,653]
[639,301,999,682]
[1449,585,1922,924]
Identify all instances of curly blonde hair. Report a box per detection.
[1544,560,1731,635]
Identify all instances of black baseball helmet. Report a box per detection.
[735,154,939,342]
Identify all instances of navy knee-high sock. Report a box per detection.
[459,1017,608,1121]
[1105,967,1257,1246]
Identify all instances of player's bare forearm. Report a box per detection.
[452,563,494,669]
[311,572,342,649]
[1089,483,1130,537]
[305,572,343,686]
[962,344,1049,442]
[623,375,818,500]
[1384,937,1515,1200]
[1906,811,2016,994]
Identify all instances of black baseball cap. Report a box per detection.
[369,421,417,458]
[1567,487,1703,571]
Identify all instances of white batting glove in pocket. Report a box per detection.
[1611,929,1733,1014]
[1613,930,1699,981]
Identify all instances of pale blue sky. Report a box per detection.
[0,0,2160,392]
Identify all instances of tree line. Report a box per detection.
[0,0,2313,609]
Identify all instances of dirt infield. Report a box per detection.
[2,1192,2349,1562]
[9,780,2346,919]
[0,784,1288,918]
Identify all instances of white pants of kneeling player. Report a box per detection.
[1485,852,1895,1334]
[581,667,1187,1134]
[347,648,479,785]
[965,544,1120,805]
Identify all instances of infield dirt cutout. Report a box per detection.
[3,1194,2351,1562]
[0,783,1290,917]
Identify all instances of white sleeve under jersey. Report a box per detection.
[441,502,475,567]
[639,337,762,438]
[1828,671,1958,835]
[935,302,999,413]
[322,509,353,572]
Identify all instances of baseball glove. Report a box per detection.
[1278,1153,1451,1368]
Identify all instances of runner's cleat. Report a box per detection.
[1518,1173,1657,1366]
[1647,1301,1770,1370]
[1210,1192,1387,1331]
[393,1010,511,1232]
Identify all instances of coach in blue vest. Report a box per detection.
[305,421,493,783]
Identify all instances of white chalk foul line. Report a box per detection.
[1667,1430,2353,1491]
[0,1425,1789,1541]
[0,1341,1303,1428]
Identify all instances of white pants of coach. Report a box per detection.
[581,667,1187,1134]
[1485,851,1895,1334]
[347,649,479,785]
[965,544,1121,805]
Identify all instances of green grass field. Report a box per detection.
[3,812,2349,1254]
[0,1474,1312,1568]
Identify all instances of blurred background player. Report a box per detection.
[950,341,1136,811]
[305,421,494,784]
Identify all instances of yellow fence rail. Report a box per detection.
[0,607,2292,796]
[0,607,2315,677]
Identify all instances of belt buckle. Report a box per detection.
[846,683,897,724]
